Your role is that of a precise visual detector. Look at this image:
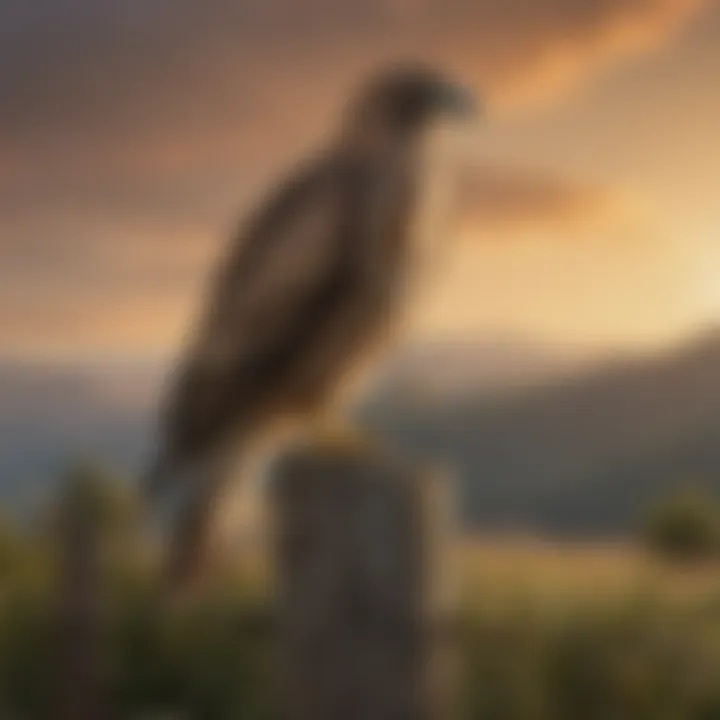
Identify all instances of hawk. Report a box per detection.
[147,65,477,583]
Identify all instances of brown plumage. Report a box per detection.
[147,65,476,585]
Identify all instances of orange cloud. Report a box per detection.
[457,166,615,233]
[0,0,710,357]
[0,0,708,171]
[431,0,708,107]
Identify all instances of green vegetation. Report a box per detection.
[644,487,720,562]
[463,598,720,720]
[6,470,720,717]
[0,465,272,719]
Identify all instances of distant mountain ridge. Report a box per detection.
[0,359,160,513]
[370,331,720,535]
[0,338,574,510]
[3,333,720,535]
[376,336,590,402]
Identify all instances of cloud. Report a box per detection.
[0,163,632,358]
[0,0,705,218]
[0,0,706,164]
[0,0,706,192]
[0,0,709,356]
[456,165,618,233]
[433,0,706,107]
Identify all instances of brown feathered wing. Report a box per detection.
[148,157,364,583]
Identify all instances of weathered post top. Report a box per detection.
[272,441,456,720]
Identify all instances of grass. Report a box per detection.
[460,535,720,605]
[458,538,720,720]
[9,477,720,720]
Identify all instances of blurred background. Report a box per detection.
[3,0,720,717]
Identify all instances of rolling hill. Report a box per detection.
[3,333,720,535]
[369,332,720,535]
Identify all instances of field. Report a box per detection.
[5,487,720,720]
[459,538,720,720]
[460,536,720,603]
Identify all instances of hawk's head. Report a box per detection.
[346,64,478,146]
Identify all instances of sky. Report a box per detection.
[1,0,719,362]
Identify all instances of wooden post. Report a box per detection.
[56,469,105,720]
[272,443,456,720]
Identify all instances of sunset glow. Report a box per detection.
[1,0,719,361]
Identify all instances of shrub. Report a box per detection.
[644,487,720,562]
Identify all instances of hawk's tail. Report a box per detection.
[143,451,231,591]
[165,478,221,589]
[142,453,176,504]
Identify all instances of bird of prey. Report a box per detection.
[147,64,477,584]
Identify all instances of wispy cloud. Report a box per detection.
[0,0,710,356]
